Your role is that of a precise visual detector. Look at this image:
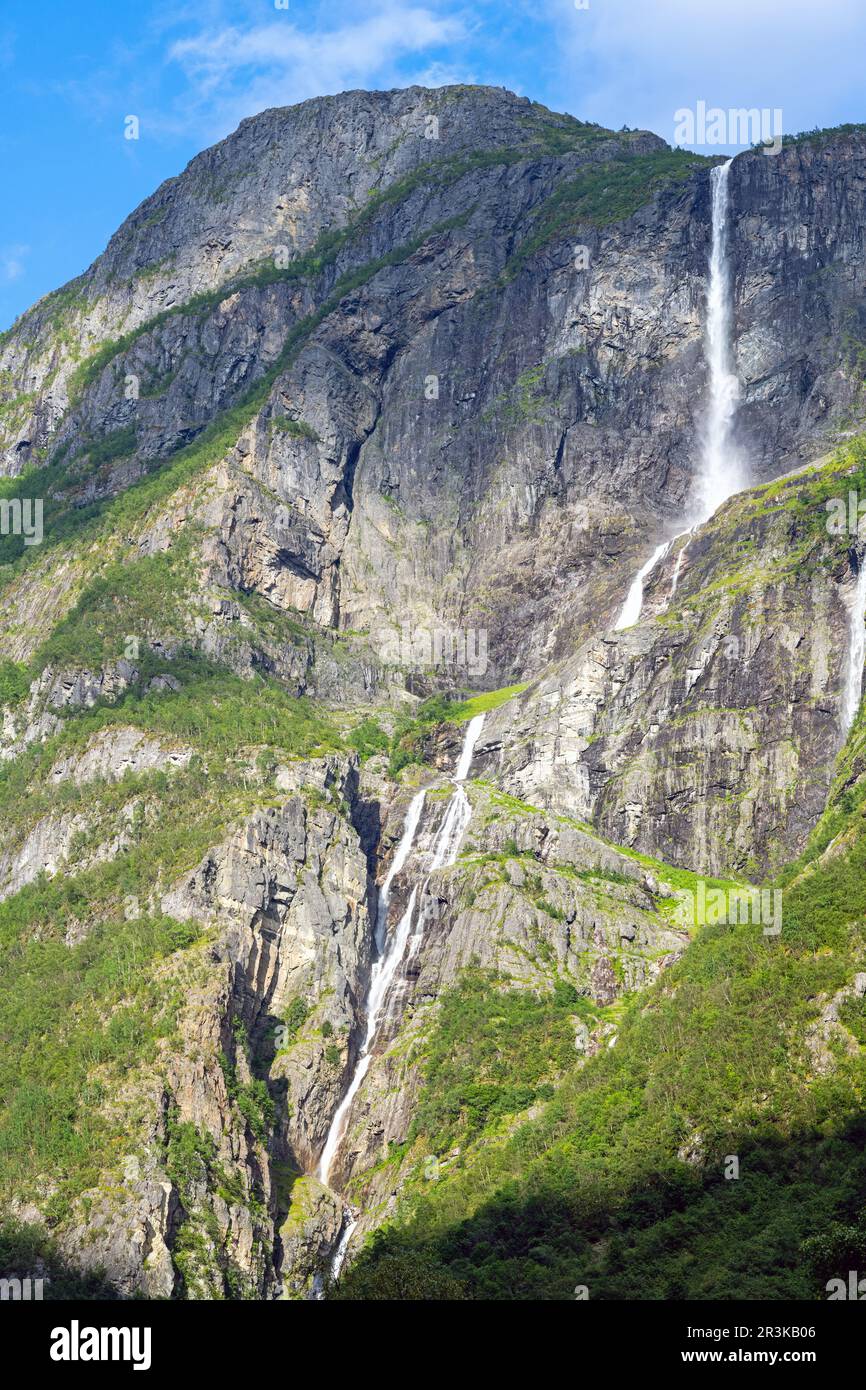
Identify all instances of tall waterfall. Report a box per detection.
[696,157,743,521]
[614,157,743,629]
[842,559,866,734]
[315,713,486,1284]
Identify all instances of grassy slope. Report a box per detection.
[0,660,347,1219]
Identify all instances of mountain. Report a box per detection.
[1,85,866,1301]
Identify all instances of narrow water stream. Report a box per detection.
[842,558,866,734]
[314,712,486,1288]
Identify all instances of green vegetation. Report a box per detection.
[269,415,320,442]
[278,998,309,1051]
[0,660,31,705]
[32,546,195,673]
[502,149,709,281]
[165,1112,265,1299]
[408,968,588,1154]
[0,898,200,1217]
[335,723,866,1299]
[348,716,391,761]
[0,1219,117,1298]
[80,661,342,758]
[452,684,529,720]
[78,424,138,469]
[387,685,526,777]
[219,1050,275,1147]
[0,394,257,569]
[785,122,866,150]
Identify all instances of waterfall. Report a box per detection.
[696,158,743,521]
[613,157,744,629]
[668,536,690,600]
[613,541,671,631]
[381,712,486,1030]
[328,1214,357,1283]
[842,559,866,734]
[373,789,426,953]
[317,791,425,1188]
[315,712,486,1285]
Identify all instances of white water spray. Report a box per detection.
[668,536,691,600]
[842,561,866,734]
[317,792,425,1188]
[328,1215,357,1283]
[373,788,426,953]
[614,157,744,628]
[613,541,671,630]
[315,713,486,1281]
[696,158,743,521]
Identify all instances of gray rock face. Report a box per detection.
[4,95,865,693]
[161,755,375,1173]
[0,809,89,900]
[57,1174,179,1300]
[479,461,856,876]
[0,90,718,688]
[731,137,866,478]
[318,780,690,1243]
[12,755,375,1299]
[49,727,192,784]
[275,1175,344,1299]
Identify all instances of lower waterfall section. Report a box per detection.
[842,554,866,735]
[313,712,486,1288]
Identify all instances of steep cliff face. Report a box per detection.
[479,451,864,877]
[2,88,866,1301]
[4,97,866,689]
[732,134,866,477]
[320,780,694,1227]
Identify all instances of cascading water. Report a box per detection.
[697,158,743,521]
[614,157,744,628]
[315,712,486,1285]
[382,712,486,1028]
[373,789,426,952]
[668,536,691,600]
[842,558,866,734]
[613,541,671,631]
[317,793,425,1189]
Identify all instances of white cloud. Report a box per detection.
[162,3,470,139]
[1,245,29,283]
[543,0,866,144]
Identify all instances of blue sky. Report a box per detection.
[2,0,866,330]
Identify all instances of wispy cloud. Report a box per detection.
[542,0,866,144]
[1,244,29,283]
[161,2,471,140]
